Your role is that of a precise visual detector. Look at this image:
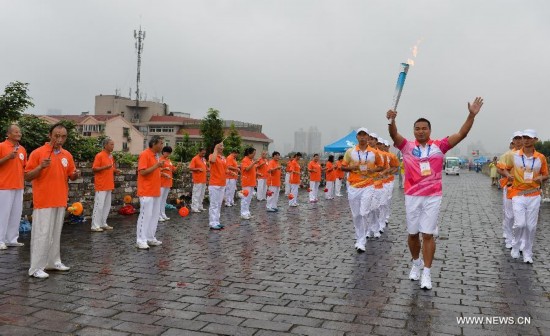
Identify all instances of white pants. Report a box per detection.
[136,196,161,244]
[335,178,343,196]
[325,181,335,199]
[224,179,237,205]
[267,186,280,210]
[284,173,291,195]
[159,187,170,218]
[289,184,299,206]
[385,181,394,221]
[240,186,254,216]
[191,183,206,211]
[0,189,23,244]
[28,207,65,275]
[309,181,320,201]
[208,186,226,227]
[502,187,514,243]
[92,190,112,229]
[348,186,375,247]
[405,195,442,235]
[511,195,541,258]
[257,179,267,201]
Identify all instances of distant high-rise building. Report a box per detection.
[294,128,307,153]
[307,126,321,154]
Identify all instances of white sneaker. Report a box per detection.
[158,217,166,222]
[356,244,366,253]
[100,225,114,230]
[373,232,381,239]
[505,243,512,249]
[163,216,170,220]
[523,256,533,264]
[6,242,24,247]
[420,272,432,290]
[511,249,520,259]
[241,214,252,220]
[46,263,70,271]
[147,239,162,246]
[91,227,104,232]
[409,260,424,281]
[136,242,150,249]
[191,209,201,213]
[0,243,7,250]
[31,270,49,279]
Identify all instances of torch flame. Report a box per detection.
[407,39,422,66]
[406,59,415,66]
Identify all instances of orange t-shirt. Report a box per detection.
[257,158,268,180]
[241,156,257,187]
[92,150,115,191]
[209,155,227,186]
[335,160,345,179]
[325,161,336,182]
[25,143,76,208]
[137,148,161,197]
[189,155,207,184]
[161,158,176,188]
[0,140,26,190]
[267,159,282,187]
[387,152,400,182]
[289,159,301,184]
[225,154,238,179]
[343,145,383,188]
[308,160,322,182]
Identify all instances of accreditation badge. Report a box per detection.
[359,164,368,172]
[524,170,534,183]
[420,161,432,176]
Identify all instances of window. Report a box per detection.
[82,124,103,133]
[123,127,130,137]
[122,142,129,151]
[149,126,174,133]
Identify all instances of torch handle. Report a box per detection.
[389,63,410,121]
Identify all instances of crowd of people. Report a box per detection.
[0,96,547,291]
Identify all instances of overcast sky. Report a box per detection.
[2,0,549,155]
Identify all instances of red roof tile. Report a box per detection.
[149,115,198,123]
[177,128,272,142]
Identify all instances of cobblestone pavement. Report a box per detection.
[1,171,549,336]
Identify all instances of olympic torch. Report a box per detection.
[389,62,410,122]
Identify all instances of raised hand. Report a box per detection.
[468,97,484,116]
[386,110,397,120]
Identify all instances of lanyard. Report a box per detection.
[521,155,535,171]
[416,145,431,158]
[357,150,369,163]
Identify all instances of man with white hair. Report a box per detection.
[341,128,383,252]
[499,129,548,263]
[0,124,26,250]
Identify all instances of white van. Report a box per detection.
[445,157,460,175]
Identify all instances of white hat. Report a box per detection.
[512,131,523,138]
[356,127,369,134]
[377,137,384,143]
[522,129,538,138]
[384,140,389,146]
[369,132,378,139]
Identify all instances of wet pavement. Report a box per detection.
[1,171,549,336]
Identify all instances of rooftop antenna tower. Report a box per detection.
[134,26,146,107]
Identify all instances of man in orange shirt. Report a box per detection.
[0,125,27,250]
[308,154,323,203]
[240,147,258,219]
[159,146,178,221]
[284,154,292,195]
[256,151,268,201]
[91,138,121,232]
[324,155,336,200]
[266,151,282,212]
[335,155,345,197]
[208,142,227,230]
[135,135,165,249]
[24,123,81,278]
[288,152,302,207]
[189,148,207,213]
[224,149,240,207]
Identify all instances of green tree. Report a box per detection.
[535,140,550,158]
[173,133,200,162]
[18,115,49,154]
[200,108,224,154]
[223,122,243,156]
[0,81,34,132]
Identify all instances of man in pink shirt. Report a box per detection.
[386,97,483,290]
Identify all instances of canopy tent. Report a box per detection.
[324,131,357,153]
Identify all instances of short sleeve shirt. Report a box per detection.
[137,148,161,197]
[499,149,548,198]
[225,154,238,179]
[241,157,257,187]
[343,145,383,187]
[161,158,176,188]
[267,159,281,187]
[209,155,227,186]
[0,140,26,190]
[288,159,301,184]
[92,150,115,191]
[308,161,322,182]
[397,138,452,196]
[189,155,207,184]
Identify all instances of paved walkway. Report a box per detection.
[1,171,549,335]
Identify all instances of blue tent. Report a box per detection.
[324,131,357,153]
